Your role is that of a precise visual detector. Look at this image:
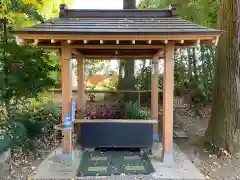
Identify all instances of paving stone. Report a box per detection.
[91,156,107,161]
[124,155,141,160]
[125,165,145,171]
[88,166,107,172]
[174,130,188,138]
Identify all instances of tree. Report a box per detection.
[0,41,58,114]
[138,0,219,108]
[205,0,240,154]
[0,0,74,31]
[138,0,219,27]
[0,0,69,115]
[123,0,136,8]
[118,0,137,102]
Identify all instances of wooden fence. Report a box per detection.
[47,89,163,106]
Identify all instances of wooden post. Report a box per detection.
[162,42,175,164]
[151,57,159,141]
[76,56,85,118]
[61,44,72,154]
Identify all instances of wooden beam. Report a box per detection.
[75,119,158,124]
[153,50,164,59]
[162,42,175,164]
[76,44,164,49]
[61,44,72,122]
[151,56,159,141]
[76,56,85,118]
[15,33,220,41]
[31,41,202,49]
[71,49,81,55]
[81,54,159,60]
[213,36,219,46]
[48,88,163,93]
[60,43,72,154]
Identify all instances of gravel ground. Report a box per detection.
[174,98,240,180]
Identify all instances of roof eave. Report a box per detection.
[12,30,224,36]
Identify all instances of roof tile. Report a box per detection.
[14,17,223,35]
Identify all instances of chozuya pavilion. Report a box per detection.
[12,4,223,163]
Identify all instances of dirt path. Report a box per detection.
[173,99,240,180]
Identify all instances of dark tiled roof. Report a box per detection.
[13,17,223,35]
[13,6,223,36]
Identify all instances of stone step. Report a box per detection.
[173,129,188,139]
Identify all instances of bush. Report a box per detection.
[32,101,61,126]
[10,101,61,138]
[0,101,61,153]
[125,101,149,120]
[0,121,27,154]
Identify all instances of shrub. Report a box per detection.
[0,121,27,154]
[125,101,149,120]
[32,101,61,126]
[10,101,61,139]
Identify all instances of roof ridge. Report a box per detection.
[59,4,174,18]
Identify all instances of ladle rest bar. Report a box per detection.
[75,119,157,149]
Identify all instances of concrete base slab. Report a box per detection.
[161,151,175,164]
[30,147,82,179]
[32,143,205,180]
[150,142,205,179]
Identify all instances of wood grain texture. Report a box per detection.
[75,119,158,124]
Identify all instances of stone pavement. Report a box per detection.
[30,143,205,179]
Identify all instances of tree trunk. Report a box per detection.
[141,60,146,82]
[123,0,136,9]
[192,48,198,80]
[118,0,137,102]
[187,48,193,82]
[205,0,240,154]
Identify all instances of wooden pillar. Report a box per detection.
[60,44,72,154]
[151,57,159,141]
[162,42,175,164]
[76,56,85,118]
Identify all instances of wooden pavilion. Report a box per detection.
[13,4,223,163]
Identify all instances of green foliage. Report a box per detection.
[137,0,219,110]
[125,101,149,120]
[47,53,60,88]
[83,60,111,76]
[138,0,219,28]
[1,0,74,29]
[136,64,163,105]
[36,0,74,19]
[0,120,27,154]
[10,101,61,138]
[0,0,71,154]
[0,41,58,108]
[0,101,60,153]
[33,101,61,125]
